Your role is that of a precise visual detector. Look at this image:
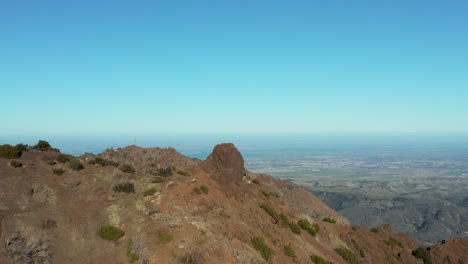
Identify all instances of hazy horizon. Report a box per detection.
[2,132,467,158]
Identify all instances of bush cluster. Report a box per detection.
[56,154,70,163]
[370,228,379,233]
[0,144,24,159]
[283,244,296,258]
[177,170,189,176]
[14,143,29,153]
[322,217,336,224]
[148,167,173,177]
[143,188,157,197]
[334,248,360,264]
[10,160,22,168]
[260,204,279,222]
[298,219,320,237]
[69,159,84,171]
[262,191,271,199]
[193,185,209,195]
[127,239,140,263]
[152,177,165,184]
[259,204,301,235]
[252,178,261,185]
[53,168,65,175]
[120,164,136,173]
[279,213,290,228]
[89,157,119,167]
[311,255,334,264]
[251,237,274,261]
[384,237,404,248]
[159,232,173,243]
[412,247,431,264]
[113,182,136,194]
[32,140,51,152]
[288,222,302,235]
[97,224,125,240]
[280,213,301,234]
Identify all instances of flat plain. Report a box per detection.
[245,145,468,244]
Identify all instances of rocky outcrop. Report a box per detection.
[200,143,246,184]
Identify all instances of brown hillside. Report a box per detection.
[0,142,466,264]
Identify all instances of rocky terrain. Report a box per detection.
[0,141,466,263]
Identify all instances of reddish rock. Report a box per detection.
[200,143,246,184]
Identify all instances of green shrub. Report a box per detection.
[159,232,173,243]
[32,140,51,152]
[120,164,136,173]
[262,191,271,199]
[334,248,360,264]
[69,159,84,171]
[97,224,125,240]
[251,237,274,261]
[93,157,119,167]
[14,144,29,153]
[412,247,431,264]
[298,219,319,236]
[113,182,136,193]
[143,188,157,197]
[193,185,209,195]
[9,160,22,168]
[322,217,336,224]
[279,213,290,228]
[152,177,165,183]
[283,244,296,258]
[148,167,173,177]
[252,178,261,185]
[0,144,22,159]
[177,170,189,176]
[260,204,279,222]
[288,222,302,235]
[384,237,404,248]
[298,219,311,229]
[94,157,105,165]
[47,160,56,166]
[193,187,202,195]
[127,239,140,263]
[311,255,334,264]
[56,154,70,163]
[53,168,65,175]
[199,185,208,194]
[370,228,379,233]
[270,191,280,198]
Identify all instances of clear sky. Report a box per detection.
[1,0,467,136]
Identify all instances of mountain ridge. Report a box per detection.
[0,141,466,263]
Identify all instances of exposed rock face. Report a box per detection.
[201,143,246,184]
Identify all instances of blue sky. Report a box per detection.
[1,0,467,136]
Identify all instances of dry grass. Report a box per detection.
[4,232,52,264]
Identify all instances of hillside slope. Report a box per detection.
[0,142,466,264]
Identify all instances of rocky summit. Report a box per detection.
[0,141,466,264]
[201,143,246,185]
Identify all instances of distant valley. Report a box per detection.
[246,145,468,244]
